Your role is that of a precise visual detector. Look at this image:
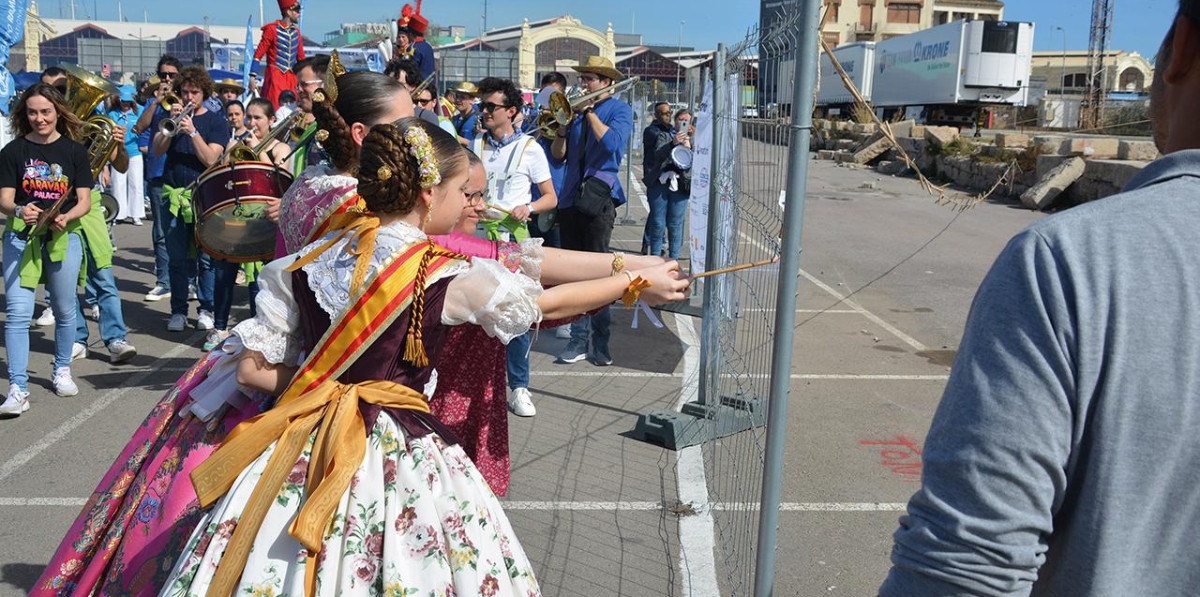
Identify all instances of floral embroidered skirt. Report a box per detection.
[158,408,542,597]
[33,351,271,597]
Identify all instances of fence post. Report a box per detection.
[698,44,726,407]
[752,1,821,596]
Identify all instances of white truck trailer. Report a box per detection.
[813,20,1035,126]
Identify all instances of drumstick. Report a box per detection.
[689,256,779,280]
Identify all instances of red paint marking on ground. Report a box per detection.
[860,436,923,482]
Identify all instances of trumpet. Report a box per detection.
[158,103,197,137]
[535,77,639,141]
[147,75,182,112]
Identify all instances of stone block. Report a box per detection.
[1022,156,1086,210]
[883,119,916,139]
[1067,137,1120,159]
[851,122,878,135]
[1071,160,1147,202]
[1036,155,1076,179]
[1033,135,1069,155]
[835,152,859,164]
[1118,140,1160,162]
[852,132,891,164]
[834,139,858,152]
[995,133,1031,150]
[816,150,838,161]
[910,125,927,139]
[924,126,959,148]
[876,160,909,176]
[833,121,851,131]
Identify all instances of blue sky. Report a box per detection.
[86,0,1173,58]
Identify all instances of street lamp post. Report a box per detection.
[676,20,684,104]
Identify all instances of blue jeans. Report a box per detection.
[642,180,689,259]
[3,231,83,390]
[211,258,250,330]
[147,177,169,287]
[569,307,611,355]
[163,191,212,316]
[75,238,129,346]
[506,330,531,390]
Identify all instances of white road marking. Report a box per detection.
[673,314,721,597]
[531,371,948,381]
[0,342,194,484]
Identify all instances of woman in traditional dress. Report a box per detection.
[157,117,690,597]
[427,153,667,496]
[32,67,416,597]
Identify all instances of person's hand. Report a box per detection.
[155,83,170,104]
[169,101,183,118]
[674,130,687,145]
[510,204,531,223]
[265,198,281,223]
[20,203,41,226]
[50,214,69,232]
[99,169,111,187]
[629,261,690,306]
[178,115,196,137]
[113,124,128,141]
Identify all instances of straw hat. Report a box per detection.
[215,78,245,94]
[451,81,478,96]
[572,56,624,81]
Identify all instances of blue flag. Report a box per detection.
[242,15,253,92]
[0,0,30,115]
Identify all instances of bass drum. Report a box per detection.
[98,192,119,225]
[193,161,293,263]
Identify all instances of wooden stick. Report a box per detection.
[690,256,780,280]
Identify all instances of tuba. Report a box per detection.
[60,64,122,178]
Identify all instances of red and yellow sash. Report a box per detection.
[191,228,462,597]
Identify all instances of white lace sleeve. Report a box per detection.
[442,257,543,344]
[514,237,545,280]
[231,256,303,365]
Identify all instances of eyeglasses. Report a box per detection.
[465,190,485,206]
[157,70,177,79]
[657,110,672,116]
[417,97,435,105]
[579,75,599,83]
[289,5,302,11]
[479,102,510,113]
[298,79,322,89]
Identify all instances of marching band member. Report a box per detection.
[255,0,305,109]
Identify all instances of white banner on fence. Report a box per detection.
[688,75,740,274]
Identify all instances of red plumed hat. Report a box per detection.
[277,0,299,12]
[398,1,429,36]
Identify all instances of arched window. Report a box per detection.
[1118,67,1144,92]
[535,38,600,72]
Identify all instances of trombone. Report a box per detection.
[226,111,307,163]
[535,76,639,141]
[158,103,197,137]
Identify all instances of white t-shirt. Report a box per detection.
[478,134,551,212]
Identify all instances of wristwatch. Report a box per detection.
[14,205,23,220]
[188,130,198,138]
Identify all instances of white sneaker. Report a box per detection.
[167,313,188,332]
[107,339,137,364]
[87,306,100,320]
[196,310,215,331]
[0,385,30,415]
[555,326,572,340]
[52,366,78,397]
[144,285,170,301]
[71,342,87,362]
[508,387,537,417]
[33,307,55,327]
[131,218,143,226]
[188,284,198,301]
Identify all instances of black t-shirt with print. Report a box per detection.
[0,135,93,215]
[160,109,232,188]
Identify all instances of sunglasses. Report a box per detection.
[418,97,435,105]
[479,102,510,113]
[657,110,672,116]
[157,71,177,78]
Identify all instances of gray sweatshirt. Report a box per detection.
[880,150,1200,597]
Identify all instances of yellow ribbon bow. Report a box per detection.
[190,379,429,597]
[286,209,380,292]
[621,275,653,308]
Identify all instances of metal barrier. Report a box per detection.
[632,4,820,595]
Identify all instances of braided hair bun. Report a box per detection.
[309,71,407,172]
[358,117,466,216]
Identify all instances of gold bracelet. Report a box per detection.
[611,252,625,276]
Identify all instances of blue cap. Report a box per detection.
[118,85,136,102]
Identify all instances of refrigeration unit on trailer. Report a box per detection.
[809,20,1034,126]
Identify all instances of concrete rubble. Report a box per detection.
[1021,157,1086,210]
